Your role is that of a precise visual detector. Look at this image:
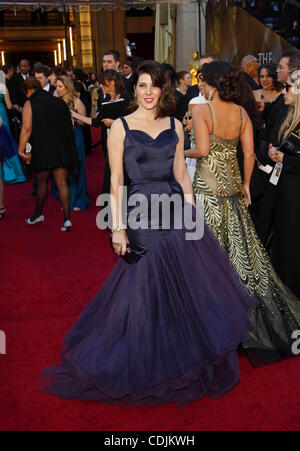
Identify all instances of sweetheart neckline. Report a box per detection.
[126,128,173,141]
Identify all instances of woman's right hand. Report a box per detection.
[241,183,251,207]
[112,230,129,256]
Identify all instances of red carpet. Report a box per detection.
[0,129,300,431]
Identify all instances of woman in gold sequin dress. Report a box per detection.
[185,61,300,367]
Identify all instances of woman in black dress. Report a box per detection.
[268,70,300,298]
[18,77,78,231]
[71,69,132,194]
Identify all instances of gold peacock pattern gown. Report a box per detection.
[192,105,300,367]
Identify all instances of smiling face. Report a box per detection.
[259,68,274,90]
[201,79,214,100]
[197,73,205,94]
[135,73,162,111]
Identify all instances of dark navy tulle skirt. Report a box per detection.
[39,211,258,408]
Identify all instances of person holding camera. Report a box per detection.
[268,70,300,298]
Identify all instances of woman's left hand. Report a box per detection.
[102,118,114,128]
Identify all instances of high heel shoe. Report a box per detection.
[0,207,6,220]
[25,215,45,225]
[61,219,72,232]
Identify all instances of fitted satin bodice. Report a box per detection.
[122,117,178,185]
[193,135,242,198]
[120,116,183,256]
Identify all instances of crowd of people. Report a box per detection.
[234,0,300,49]
[1,47,300,407]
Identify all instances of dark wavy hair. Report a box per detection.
[132,60,175,118]
[98,69,126,95]
[235,81,264,136]
[258,62,283,92]
[201,61,241,102]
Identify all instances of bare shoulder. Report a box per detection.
[23,100,32,112]
[109,117,126,137]
[74,96,83,107]
[238,105,250,123]
[174,117,183,134]
[192,103,209,117]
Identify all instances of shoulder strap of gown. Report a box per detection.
[207,103,214,135]
[120,117,129,132]
[239,107,243,136]
[170,116,175,130]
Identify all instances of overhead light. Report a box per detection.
[69,26,74,57]
[1,52,5,66]
[54,50,57,66]
[63,39,66,61]
[58,42,62,64]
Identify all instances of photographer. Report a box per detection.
[268,70,300,298]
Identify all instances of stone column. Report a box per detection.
[92,7,126,73]
[175,1,206,72]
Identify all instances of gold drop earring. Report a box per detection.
[208,88,214,101]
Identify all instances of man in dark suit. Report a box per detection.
[11,59,30,108]
[122,60,134,94]
[240,55,260,91]
[35,65,55,95]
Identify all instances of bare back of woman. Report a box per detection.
[191,61,300,368]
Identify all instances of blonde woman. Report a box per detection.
[56,76,90,211]
[268,70,300,298]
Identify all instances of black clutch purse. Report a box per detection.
[109,234,140,264]
[279,132,300,155]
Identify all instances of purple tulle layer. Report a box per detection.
[39,224,257,407]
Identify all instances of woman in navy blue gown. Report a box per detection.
[39,61,257,407]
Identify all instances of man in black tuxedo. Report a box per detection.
[122,60,134,94]
[35,65,56,95]
[11,59,30,108]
